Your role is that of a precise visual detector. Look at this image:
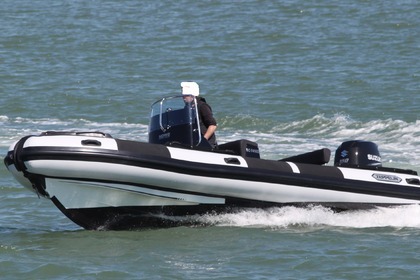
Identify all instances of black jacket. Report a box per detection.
[197,97,217,147]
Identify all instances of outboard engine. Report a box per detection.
[334,140,382,167]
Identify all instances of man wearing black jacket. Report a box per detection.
[181,82,217,148]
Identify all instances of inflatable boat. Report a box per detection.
[4,94,420,230]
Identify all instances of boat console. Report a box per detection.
[148,95,261,157]
[149,95,211,149]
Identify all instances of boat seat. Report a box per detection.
[280,148,331,165]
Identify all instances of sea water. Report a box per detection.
[1,0,420,279]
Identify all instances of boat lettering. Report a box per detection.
[246,147,259,154]
[339,158,349,164]
[372,173,402,183]
[159,132,171,140]
[367,154,381,162]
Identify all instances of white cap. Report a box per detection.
[181,81,200,96]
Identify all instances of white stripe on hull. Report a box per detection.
[22,159,420,208]
[286,162,300,173]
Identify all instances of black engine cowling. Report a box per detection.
[334,140,382,167]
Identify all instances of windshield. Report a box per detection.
[149,95,202,147]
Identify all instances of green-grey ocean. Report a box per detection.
[1,0,420,279]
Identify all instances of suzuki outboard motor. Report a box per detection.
[334,140,382,167]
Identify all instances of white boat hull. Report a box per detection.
[5,132,420,229]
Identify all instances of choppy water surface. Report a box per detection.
[1,0,420,279]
